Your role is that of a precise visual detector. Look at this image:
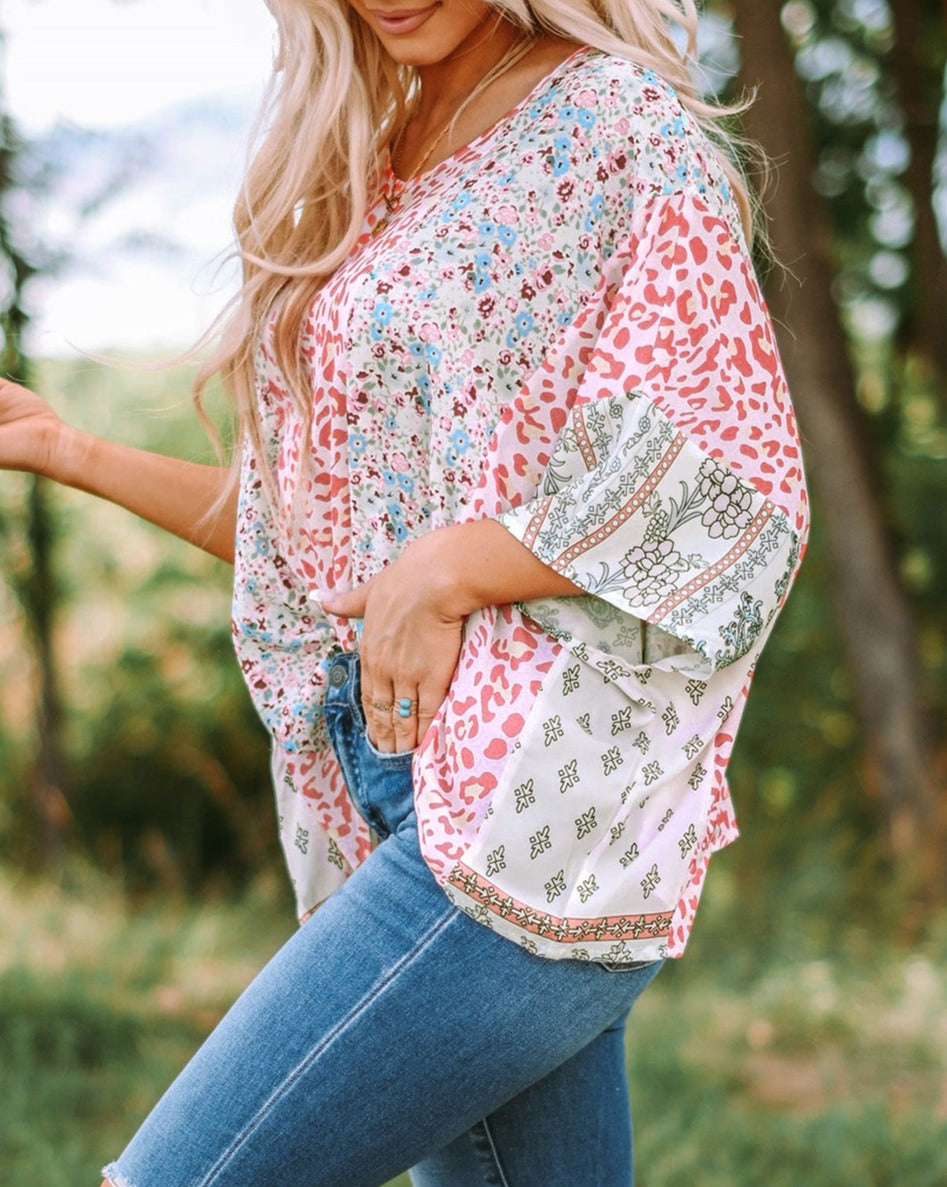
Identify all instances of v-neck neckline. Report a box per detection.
[385,44,598,194]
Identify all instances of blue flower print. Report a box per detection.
[584,193,606,231]
[661,115,687,141]
[528,89,557,120]
[479,220,497,237]
[250,520,269,558]
[373,300,394,325]
[382,468,397,489]
[554,135,571,154]
[426,343,442,366]
[348,431,368,458]
[450,428,472,456]
[559,104,575,122]
[397,473,415,496]
[577,108,596,132]
[474,249,493,291]
[552,155,570,177]
[506,310,535,347]
[409,341,426,359]
[498,225,517,248]
[387,501,408,541]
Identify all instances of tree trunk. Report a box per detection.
[24,477,72,862]
[732,0,943,899]
[888,0,947,384]
[0,106,73,862]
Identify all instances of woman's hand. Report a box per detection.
[322,532,467,753]
[0,378,65,476]
[321,519,584,752]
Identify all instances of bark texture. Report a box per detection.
[888,0,947,383]
[732,0,943,898]
[0,110,72,861]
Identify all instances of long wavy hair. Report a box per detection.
[198,0,754,500]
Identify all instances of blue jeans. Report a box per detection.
[104,653,661,1187]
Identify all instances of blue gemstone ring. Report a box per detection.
[397,697,416,719]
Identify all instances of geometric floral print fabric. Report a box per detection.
[231,47,809,962]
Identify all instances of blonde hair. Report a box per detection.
[198,0,754,496]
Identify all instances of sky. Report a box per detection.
[4,0,277,354]
[6,0,275,132]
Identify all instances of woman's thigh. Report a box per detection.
[104,821,659,1187]
[410,1008,637,1187]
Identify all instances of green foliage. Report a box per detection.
[0,866,295,1184]
[630,925,947,1187]
[0,358,273,890]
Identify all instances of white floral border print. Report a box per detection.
[497,389,802,675]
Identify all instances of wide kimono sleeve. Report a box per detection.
[489,190,809,676]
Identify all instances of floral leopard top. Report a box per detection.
[232,46,809,964]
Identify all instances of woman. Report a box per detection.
[1,1,808,1184]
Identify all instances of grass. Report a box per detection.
[1,861,944,1187]
[628,954,947,1186]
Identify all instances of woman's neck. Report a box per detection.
[412,12,526,128]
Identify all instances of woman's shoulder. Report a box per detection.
[556,46,689,122]
[544,47,731,207]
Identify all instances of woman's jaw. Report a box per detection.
[347,0,522,69]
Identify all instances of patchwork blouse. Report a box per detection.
[232,46,809,964]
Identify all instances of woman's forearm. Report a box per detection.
[413,519,584,616]
[55,424,238,563]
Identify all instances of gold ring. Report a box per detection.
[371,699,393,712]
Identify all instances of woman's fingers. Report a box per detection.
[364,680,419,754]
[416,700,439,748]
[363,678,398,753]
[391,694,419,753]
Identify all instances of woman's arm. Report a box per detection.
[393,519,584,617]
[0,378,237,563]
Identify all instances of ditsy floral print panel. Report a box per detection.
[232,47,809,962]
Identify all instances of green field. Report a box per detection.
[2,857,944,1187]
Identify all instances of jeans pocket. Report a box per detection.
[361,731,415,765]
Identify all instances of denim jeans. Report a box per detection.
[104,652,661,1187]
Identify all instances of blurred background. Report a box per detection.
[0,1,944,1184]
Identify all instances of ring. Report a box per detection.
[396,697,416,719]
[371,699,393,712]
